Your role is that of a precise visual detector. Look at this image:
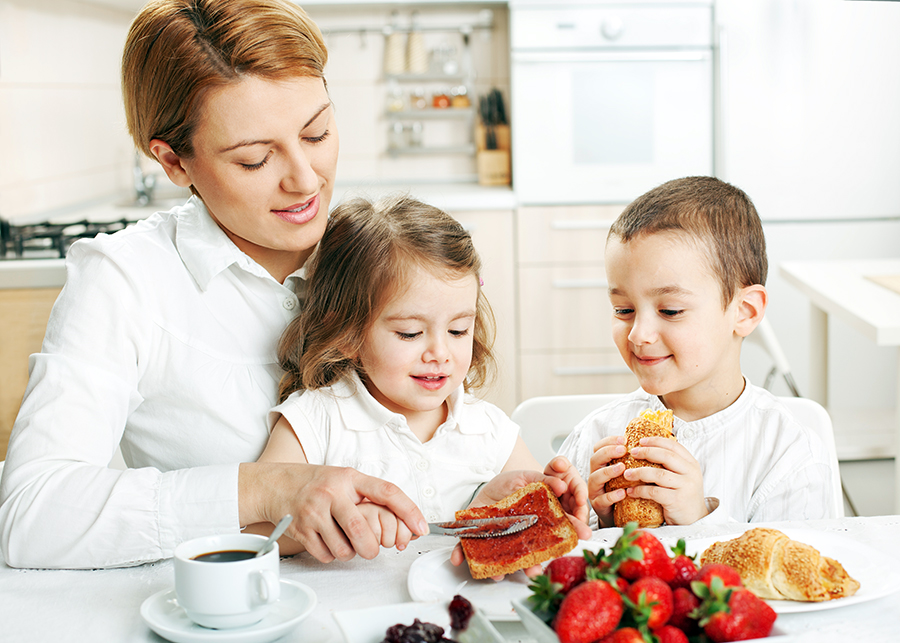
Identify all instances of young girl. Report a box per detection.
[258,195,589,555]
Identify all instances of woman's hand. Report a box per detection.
[587,435,627,527]
[622,436,707,525]
[238,462,427,563]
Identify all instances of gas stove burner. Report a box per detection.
[0,218,138,260]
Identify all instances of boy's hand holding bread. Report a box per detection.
[590,409,707,527]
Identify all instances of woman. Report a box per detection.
[0,0,429,569]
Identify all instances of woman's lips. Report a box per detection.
[272,194,319,225]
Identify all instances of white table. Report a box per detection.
[780,259,900,513]
[2,517,900,643]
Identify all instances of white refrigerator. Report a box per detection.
[717,0,900,460]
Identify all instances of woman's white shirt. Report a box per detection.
[0,197,304,568]
[270,372,519,523]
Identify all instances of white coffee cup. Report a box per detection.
[174,533,280,629]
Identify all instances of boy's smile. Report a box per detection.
[605,231,748,420]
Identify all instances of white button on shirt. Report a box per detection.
[0,197,305,569]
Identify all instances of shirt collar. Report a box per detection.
[334,372,485,434]
[175,196,300,290]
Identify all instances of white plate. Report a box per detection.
[407,546,532,621]
[334,601,503,643]
[407,541,597,622]
[140,579,316,643]
[683,526,900,613]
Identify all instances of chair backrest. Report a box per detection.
[775,397,844,518]
[511,394,624,465]
[511,393,844,518]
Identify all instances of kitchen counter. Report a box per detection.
[0,183,515,290]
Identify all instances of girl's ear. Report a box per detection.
[148,139,193,188]
[734,284,768,338]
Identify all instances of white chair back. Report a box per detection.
[511,394,623,465]
[511,393,844,518]
[776,397,844,518]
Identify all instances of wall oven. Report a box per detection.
[510,1,715,205]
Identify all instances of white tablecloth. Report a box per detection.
[2,516,900,642]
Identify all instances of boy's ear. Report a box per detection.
[148,139,193,188]
[734,284,768,338]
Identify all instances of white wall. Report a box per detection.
[0,1,510,224]
[0,0,134,222]
[715,0,900,221]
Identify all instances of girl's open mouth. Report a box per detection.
[413,374,448,390]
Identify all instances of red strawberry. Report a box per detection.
[668,587,700,633]
[553,580,624,643]
[616,528,676,583]
[669,538,698,589]
[694,563,743,590]
[598,627,647,643]
[694,579,777,642]
[546,555,589,594]
[625,576,674,630]
[653,624,689,643]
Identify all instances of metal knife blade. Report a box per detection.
[428,514,538,538]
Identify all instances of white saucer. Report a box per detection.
[140,579,316,643]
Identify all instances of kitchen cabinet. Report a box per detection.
[451,208,517,414]
[0,287,61,459]
[515,204,638,401]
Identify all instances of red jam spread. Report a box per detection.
[459,492,562,565]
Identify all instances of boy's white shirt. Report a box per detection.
[269,371,519,523]
[557,381,837,528]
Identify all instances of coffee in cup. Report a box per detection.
[174,533,280,629]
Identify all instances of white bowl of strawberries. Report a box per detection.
[512,524,778,643]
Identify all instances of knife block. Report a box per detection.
[475,124,511,186]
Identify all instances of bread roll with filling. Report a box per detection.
[605,409,676,528]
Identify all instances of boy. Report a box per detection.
[558,176,836,527]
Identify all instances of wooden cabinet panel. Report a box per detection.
[452,209,517,414]
[519,351,637,401]
[517,204,622,265]
[515,204,632,406]
[518,264,615,352]
[0,288,61,459]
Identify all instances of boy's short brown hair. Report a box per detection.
[608,176,767,308]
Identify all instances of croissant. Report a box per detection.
[699,528,860,602]
[605,409,675,528]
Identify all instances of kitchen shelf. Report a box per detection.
[388,144,476,157]
[385,73,468,83]
[386,108,475,120]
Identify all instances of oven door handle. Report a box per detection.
[512,50,711,64]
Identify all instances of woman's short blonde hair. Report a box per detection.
[278,194,497,402]
[122,0,327,158]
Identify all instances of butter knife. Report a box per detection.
[428,515,538,538]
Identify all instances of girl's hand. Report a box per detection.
[543,456,590,526]
[621,436,707,525]
[587,435,627,527]
[356,501,416,551]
